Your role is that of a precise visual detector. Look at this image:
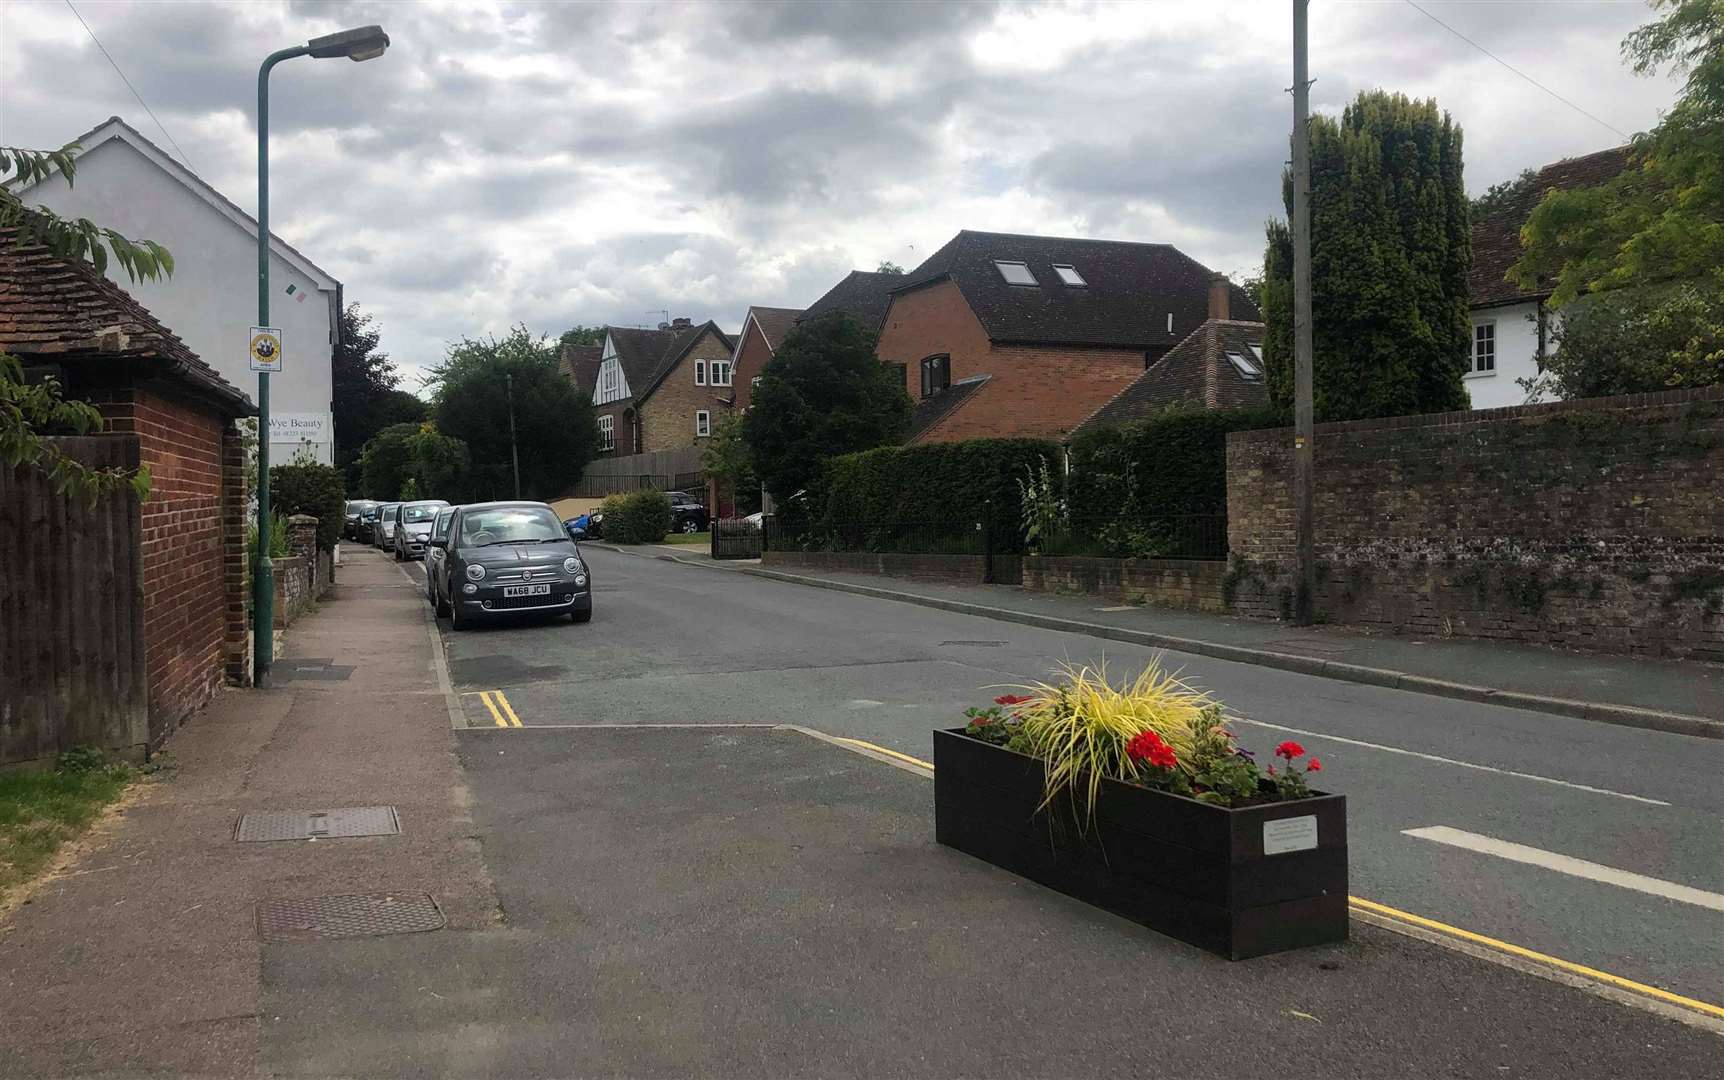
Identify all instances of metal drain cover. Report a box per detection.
[255,892,444,943]
[235,806,401,842]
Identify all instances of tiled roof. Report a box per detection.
[1074,319,1268,436]
[798,270,901,331]
[747,306,802,351]
[558,343,602,398]
[907,374,991,443]
[605,321,734,405]
[893,230,1258,349]
[1469,145,1632,308]
[0,223,255,416]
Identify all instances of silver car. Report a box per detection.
[394,499,451,561]
[373,502,401,550]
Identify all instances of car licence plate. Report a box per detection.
[503,584,551,597]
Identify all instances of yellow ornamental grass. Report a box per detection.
[1010,659,1216,821]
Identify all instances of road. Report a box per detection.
[407,546,1724,1010]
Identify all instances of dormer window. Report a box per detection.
[1225,351,1264,381]
[920,354,951,398]
[994,260,1037,286]
[1052,264,1085,287]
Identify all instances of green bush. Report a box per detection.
[821,437,1060,533]
[1066,406,1286,526]
[269,461,346,549]
[601,490,672,544]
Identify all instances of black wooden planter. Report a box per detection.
[933,728,1348,959]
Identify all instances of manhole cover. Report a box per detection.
[939,640,1008,647]
[255,892,445,942]
[235,806,401,842]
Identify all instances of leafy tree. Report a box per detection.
[1,145,171,502]
[427,325,599,500]
[1471,168,1538,220]
[1261,91,1471,421]
[742,313,911,501]
[331,302,417,479]
[1523,283,1722,399]
[875,260,905,274]
[359,422,421,500]
[1513,0,1723,307]
[559,325,605,350]
[700,411,758,514]
[407,425,472,500]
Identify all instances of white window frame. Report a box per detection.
[1469,321,1497,376]
[695,410,711,438]
[994,260,1037,286]
[695,359,707,386]
[710,359,733,387]
[599,359,620,398]
[1052,263,1086,287]
[597,414,615,452]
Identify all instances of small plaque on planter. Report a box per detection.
[1263,815,1319,855]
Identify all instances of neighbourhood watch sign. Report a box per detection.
[248,326,284,372]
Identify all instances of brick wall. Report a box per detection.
[1225,387,1724,659]
[762,550,986,584]
[732,318,773,411]
[876,279,1146,442]
[1022,556,1228,612]
[221,427,250,686]
[593,400,638,456]
[639,328,739,452]
[96,387,241,741]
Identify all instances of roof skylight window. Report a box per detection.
[1052,264,1086,286]
[1225,351,1264,381]
[994,260,1037,286]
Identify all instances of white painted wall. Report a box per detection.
[23,138,338,464]
[1466,301,1544,409]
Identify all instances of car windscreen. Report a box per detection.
[401,504,441,523]
[458,507,565,546]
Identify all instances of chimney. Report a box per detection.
[1208,273,1230,321]
[671,316,692,328]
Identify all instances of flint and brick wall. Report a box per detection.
[1225,387,1724,659]
[763,550,986,584]
[96,387,247,742]
[876,279,1146,443]
[1021,556,1228,613]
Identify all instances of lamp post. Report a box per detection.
[254,24,389,686]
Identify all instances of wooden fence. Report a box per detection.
[0,437,149,767]
[569,447,706,498]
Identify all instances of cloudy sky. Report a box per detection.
[1,0,1681,388]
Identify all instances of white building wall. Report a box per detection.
[23,139,338,464]
[1466,301,1543,409]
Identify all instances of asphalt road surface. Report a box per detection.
[406,547,1724,1010]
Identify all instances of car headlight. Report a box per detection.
[574,574,588,587]
[465,563,486,581]
[563,557,581,574]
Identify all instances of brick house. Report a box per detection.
[578,318,735,455]
[726,305,802,408]
[1073,277,1269,436]
[876,231,1259,443]
[0,224,256,747]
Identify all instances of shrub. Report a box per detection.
[1066,405,1286,527]
[821,437,1060,539]
[601,490,672,544]
[269,461,346,549]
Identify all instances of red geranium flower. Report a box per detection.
[994,694,1033,706]
[1307,758,1322,773]
[1126,730,1178,769]
[1275,740,1305,760]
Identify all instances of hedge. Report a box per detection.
[600,490,672,544]
[820,437,1061,531]
[1065,406,1287,525]
[269,461,346,550]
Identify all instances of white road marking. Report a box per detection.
[1404,826,1724,912]
[1227,715,1670,806]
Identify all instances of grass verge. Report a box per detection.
[660,531,711,546]
[0,759,133,907]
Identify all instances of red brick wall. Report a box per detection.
[96,388,235,740]
[877,280,1145,442]
[732,318,774,411]
[593,400,638,456]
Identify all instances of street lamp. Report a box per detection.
[253,24,389,686]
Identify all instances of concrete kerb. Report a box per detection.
[588,543,1722,741]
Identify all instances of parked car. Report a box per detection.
[428,501,592,629]
[564,513,592,540]
[358,502,383,542]
[373,502,401,549]
[344,500,378,541]
[393,499,452,560]
[584,511,604,540]
[670,499,709,534]
[425,506,456,610]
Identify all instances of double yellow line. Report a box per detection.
[477,690,522,728]
[828,735,1723,1024]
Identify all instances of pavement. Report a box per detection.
[3,544,1719,1077]
[595,541,1724,734]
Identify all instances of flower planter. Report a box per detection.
[932,728,1348,959]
